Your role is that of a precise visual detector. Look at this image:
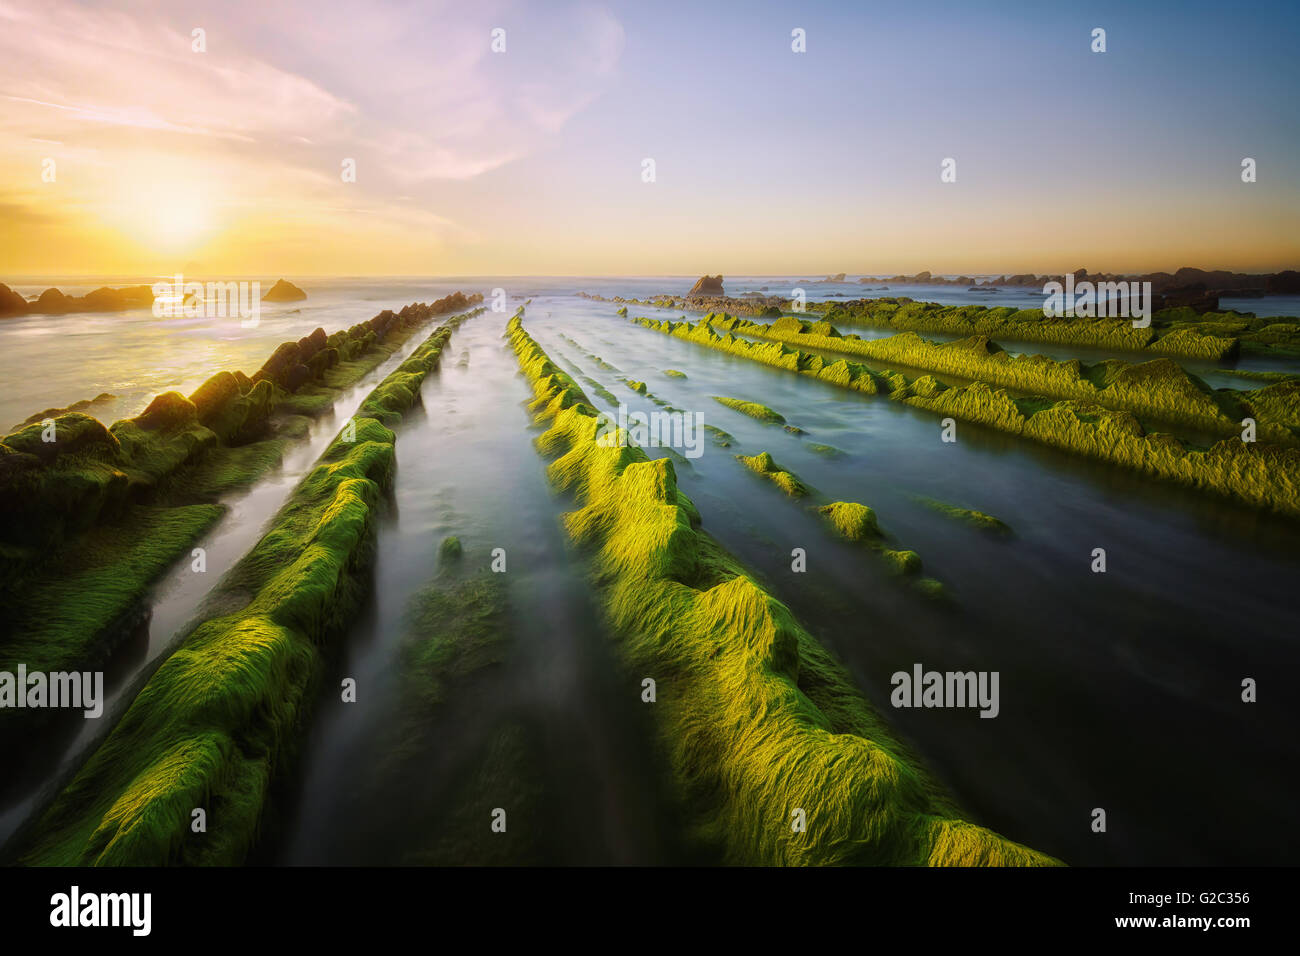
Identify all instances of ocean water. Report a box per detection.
[3,276,1297,432]
[1,279,1297,864]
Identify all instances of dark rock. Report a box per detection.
[263,279,307,302]
[0,283,28,316]
[133,391,199,431]
[688,275,725,297]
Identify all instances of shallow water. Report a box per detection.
[271,311,684,865]
[524,294,1300,865]
[0,325,453,850]
[3,280,1298,865]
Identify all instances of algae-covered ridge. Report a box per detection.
[507,312,1056,866]
[14,312,474,866]
[734,453,946,598]
[632,314,1300,520]
[0,297,485,702]
[587,288,1257,359]
[718,313,1300,445]
[912,496,1013,535]
[810,298,1241,361]
[712,395,786,424]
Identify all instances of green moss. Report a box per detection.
[880,548,923,576]
[401,573,508,713]
[634,315,1300,519]
[508,314,1057,867]
[712,395,787,424]
[0,306,487,702]
[913,496,1013,535]
[818,501,879,541]
[703,424,736,447]
[0,504,224,704]
[663,369,688,378]
[729,315,1296,444]
[17,315,474,867]
[625,379,648,395]
[736,451,811,497]
[807,442,846,457]
[813,298,1240,360]
[438,535,463,564]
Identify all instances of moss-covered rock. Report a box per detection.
[506,314,1056,867]
[818,501,879,540]
[712,395,786,424]
[736,451,810,497]
[17,314,476,866]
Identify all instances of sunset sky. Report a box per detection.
[1,0,1297,277]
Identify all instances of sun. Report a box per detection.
[129,183,215,251]
[139,189,213,250]
[101,160,220,253]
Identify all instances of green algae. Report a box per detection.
[712,395,786,424]
[0,504,223,709]
[736,451,811,497]
[624,379,648,395]
[913,496,1013,535]
[702,424,736,447]
[634,314,1300,519]
[813,297,1239,360]
[663,369,687,379]
[807,442,846,457]
[0,303,485,695]
[16,316,472,867]
[439,535,464,564]
[817,501,879,541]
[400,572,509,714]
[815,501,945,600]
[557,356,621,409]
[400,720,545,866]
[723,313,1300,445]
[508,313,1056,866]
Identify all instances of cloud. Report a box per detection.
[0,0,622,181]
[0,0,624,270]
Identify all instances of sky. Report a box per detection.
[1,0,1297,277]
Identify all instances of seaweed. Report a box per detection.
[912,496,1014,536]
[507,313,1055,866]
[712,396,786,425]
[16,315,474,866]
[633,315,1300,519]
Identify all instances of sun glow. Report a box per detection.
[102,165,220,253]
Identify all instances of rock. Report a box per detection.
[688,275,725,297]
[1153,284,1219,314]
[1267,271,1300,294]
[263,279,308,302]
[439,535,463,562]
[0,283,29,316]
[25,285,153,313]
[132,391,199,431]
[283,364,312,392]
[189,371,243,419]
[35,288,72,310]
[4,412,122,462]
